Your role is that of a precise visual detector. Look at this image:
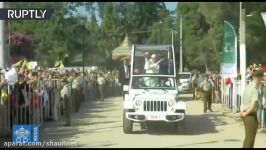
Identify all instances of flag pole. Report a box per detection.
[0,2,5,69]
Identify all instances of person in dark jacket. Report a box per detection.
[118,58,131,86]
[159,56,168,75]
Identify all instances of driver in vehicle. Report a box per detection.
[133,69,146,88]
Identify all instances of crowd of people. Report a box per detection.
[1,57,265,148]
[0,62,123,131]
[189,64,266,148]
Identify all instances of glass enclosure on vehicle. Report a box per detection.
[131,45,175,76]
[178,73,191,79]
[132,76,176,89]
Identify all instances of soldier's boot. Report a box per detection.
[75,92,79,112]
[80,88,84,102]
[64,97,71,126]
[140,122,147,130]
[100,86,104,101]
[64,116,71,126]
[208,99,213,112]
[203,92,211,113]
[65,118,70,126]
[75,101,79,112]
[74,89,80,112]
[77,90,81,111]
[203,99,207,113]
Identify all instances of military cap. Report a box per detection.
[123,57,130,61]
[204,74,209,77]
[252,65,264,77]
[74,71,80,77]
[60,77,68,83]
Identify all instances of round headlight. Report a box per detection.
[171,108,176,112]
[168,100,175,107]
[135,100,143,106]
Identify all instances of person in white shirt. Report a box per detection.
[144,53,163,74]
[200,74,214,112]
[97,73,105,101]
[143,53,163,87]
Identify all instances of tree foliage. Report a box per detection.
[177,2,266,72]
[6,2,266,71]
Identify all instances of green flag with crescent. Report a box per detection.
[220,21,237,77]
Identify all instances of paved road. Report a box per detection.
[41,94,266,148]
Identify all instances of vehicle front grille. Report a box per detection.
[143,101,167,112]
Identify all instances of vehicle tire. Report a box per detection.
[176,118,186,133]
[123,110,133,134]
[140,122,147,130]
[175,111,186,134]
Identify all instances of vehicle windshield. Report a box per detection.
[132,45,174,75]
[178,74,190,79]
[131,76,176,89]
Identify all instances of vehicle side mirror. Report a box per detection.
[123,85,129,91]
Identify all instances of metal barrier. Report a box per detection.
[0,82,44,136]
[220,78,266,129]
[0,76,122,138]
[220,79,248,112]
[212,76,221,103]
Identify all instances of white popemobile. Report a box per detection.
[123,44,187,134]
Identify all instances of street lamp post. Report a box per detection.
[179,17,183,73]
[171,29,178,45]
[81,18,86,102]
[239,2,246,101]
[171,29,174,45]
[0,2,5,69]
[160,21,163,44]
[82,19,85,81]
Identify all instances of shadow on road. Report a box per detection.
[223,139,241,142]
[78,142,117,148]
[136,113,228,136]
[180,96,194,102]
[40,97,122,147]
[163,140,219,148]
[178,94,202,102]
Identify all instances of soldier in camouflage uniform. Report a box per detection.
[60,77,71,126]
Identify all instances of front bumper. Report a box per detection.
[126,112,185,122]
[178,85,189,92]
